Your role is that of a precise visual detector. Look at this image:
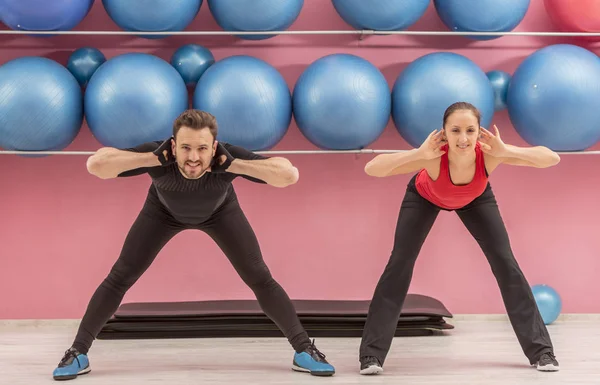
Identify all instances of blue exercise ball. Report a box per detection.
[207,0,303,40]
[392,52,495,147]
[67,47,106,87]
[171,44,215,86]
[85,53,188,148]
[531,284,562,325]
[434,0,530,40]
[293,54,390,150]
[507,44,600,151]
[193,56,291,150]
[0,57,83,152]
[102,0,202,39]
[332,0,428,31]
[0,0,94,32]
[487,70,511,111]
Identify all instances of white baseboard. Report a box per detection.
[1,313,599,327]
[451,313,600,321]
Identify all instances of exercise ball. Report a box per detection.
[487,70,511,111]
[207,0,303,40]
[170,44,215,86]
[531,284,562,325]
[434,0,530,40]
[332,0,428,31]
[67,47,106,87]
[0,57,83,152]
[544,0,600,41]
[507,44,600,151]
[85,53,188,148]
[392,52,495,148]
[193,56,291,150]
[293,54,390,150]
[102,0,202,39]
[0,0,94,32]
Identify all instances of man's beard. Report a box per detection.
[177,161,208,179]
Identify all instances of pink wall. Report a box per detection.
[1,0,599,319]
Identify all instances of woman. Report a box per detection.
[358,102,561,375]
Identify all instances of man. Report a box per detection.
[52,110,335,380]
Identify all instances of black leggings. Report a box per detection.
[359,177,553,365]
[72,195,310,354]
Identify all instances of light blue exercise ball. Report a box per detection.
[332,0,429,31]
[1,0,94,32]
[0,57,83,152]
[392,52,495,147]
[486,70,511,111]
[433,0,530,40]
[102,0,202,39]
[207,0,303,40]
[193,55,291,150]
[531,284,562,325]
[293,54,391,150]
[507,44,600,151]
[67,47,106,87]
[170,44,215,86]
[85,53,189,148]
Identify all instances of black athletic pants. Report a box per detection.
[359,176,554,365]
[72,194,310,354]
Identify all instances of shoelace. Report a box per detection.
[363,356,380,365]
[540,352,557,362]
[307,339,326,360]
[59,348,81,367]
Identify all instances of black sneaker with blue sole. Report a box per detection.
[292,339,335,376]
[53,347,91,381]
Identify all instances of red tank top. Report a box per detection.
[415,142,488,210]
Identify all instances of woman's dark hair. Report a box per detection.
[443,102,481,127]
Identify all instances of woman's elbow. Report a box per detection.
[86,155,102,175]
[364,161,373,175]
[540,151,561,168]
[364,161,383,177]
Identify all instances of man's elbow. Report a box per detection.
[281,166,299,187]
[86,155,114,179]
[288,166,299,184]
[271,166,299,188]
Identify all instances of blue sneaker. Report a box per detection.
[292,339,335,376]
[53,347,91,381]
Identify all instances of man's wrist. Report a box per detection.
[146,151,163,166]
[225,158,242,173]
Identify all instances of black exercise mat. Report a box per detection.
[113,294,452,319]
[105,315,444,325]
[99,294,453,340]
[97,318,452,340]
[97,327,441,339]
[101,320,453,332]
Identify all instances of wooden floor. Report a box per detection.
[0,316,598,384]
